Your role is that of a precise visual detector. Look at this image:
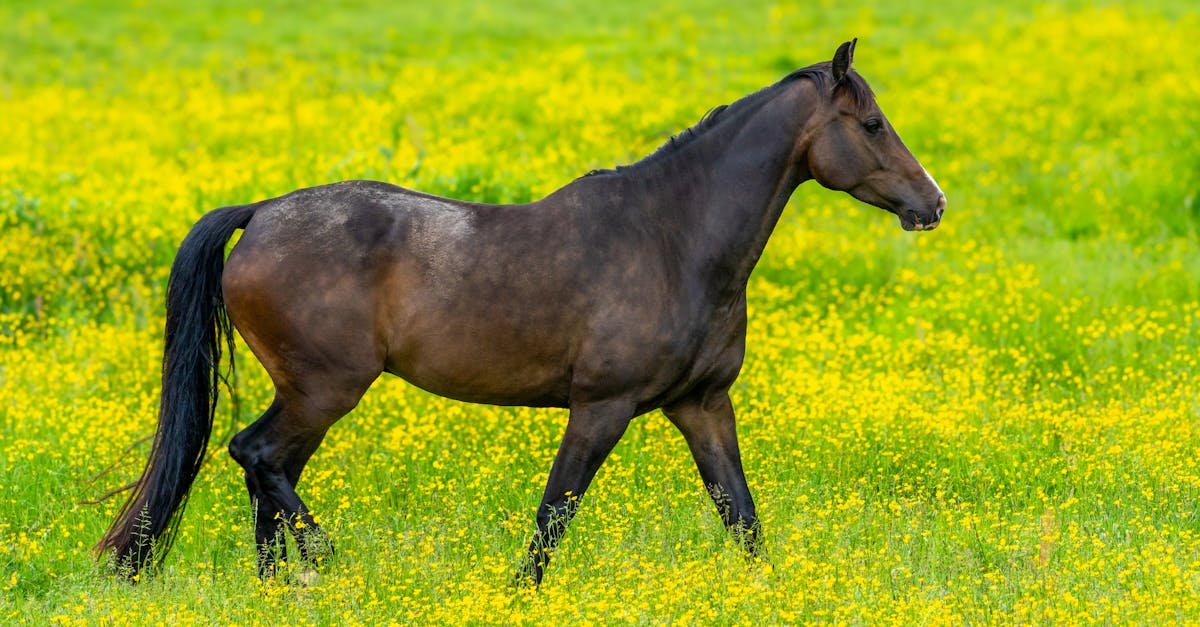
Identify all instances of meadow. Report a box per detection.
[2,0,1200,624]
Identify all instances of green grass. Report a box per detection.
[3,0,1200,624]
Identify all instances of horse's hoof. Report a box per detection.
[296,569,320,587]
[509,569,541,590]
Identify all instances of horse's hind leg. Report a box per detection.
[237,401,290,571]
[229,375,374,576]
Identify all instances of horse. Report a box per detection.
[97,39,945,586]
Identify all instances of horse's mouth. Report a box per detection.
[898,195,945,231]
[898,210,939,232]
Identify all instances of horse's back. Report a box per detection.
[222,180,589,407]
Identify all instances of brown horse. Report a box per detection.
[98,40,944,585]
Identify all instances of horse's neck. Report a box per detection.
[632,84,814,297]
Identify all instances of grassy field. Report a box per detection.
[3,0,1200,624]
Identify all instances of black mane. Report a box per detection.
[585,61,876,177]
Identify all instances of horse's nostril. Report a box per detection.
[934,194,946,219]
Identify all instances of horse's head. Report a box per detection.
[802,40,945,231]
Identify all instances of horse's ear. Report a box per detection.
[832,38,857,83]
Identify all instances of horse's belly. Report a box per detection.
[383,324,573,408]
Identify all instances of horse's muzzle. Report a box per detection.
[903,193,946,232]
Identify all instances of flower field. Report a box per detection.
[3,0,1200,624]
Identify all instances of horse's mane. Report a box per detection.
[585,61,876,177]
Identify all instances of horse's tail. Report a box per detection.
[96,203,257,577]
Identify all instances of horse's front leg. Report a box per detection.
[514,399,634,587]
[663,389,761,555]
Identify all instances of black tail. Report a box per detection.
[96,203,256,577]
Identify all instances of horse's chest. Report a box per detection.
[574,297,745,405]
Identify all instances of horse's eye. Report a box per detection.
[862,118,883,135]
